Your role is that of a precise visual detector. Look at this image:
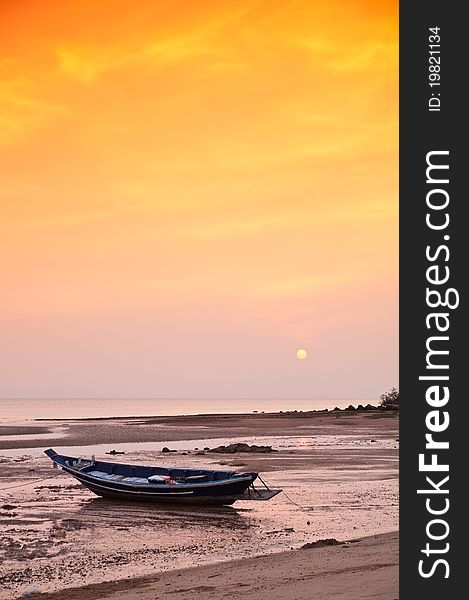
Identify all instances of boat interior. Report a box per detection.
[54,453,251,485]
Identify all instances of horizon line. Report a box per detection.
[0,396,377,400]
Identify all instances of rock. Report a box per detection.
[21,587,42,597]
[301,538,341,549]
[333,407,341,411]
[106,450,125,455]
[356,404,364,410]
[208,443,276,454]
[203,447,210,451]
[161,447,177,453]
[345,405,355,411]
[1,504,17,510]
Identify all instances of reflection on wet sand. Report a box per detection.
[78,496,251,529]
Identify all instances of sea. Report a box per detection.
[0,397,373,421]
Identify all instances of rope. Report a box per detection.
[257,474,312,513]
[281,489,312,512]
[0,475,60,492]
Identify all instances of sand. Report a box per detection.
[0,411,397,451]
[0,411,398,599]
[20,532,399,600]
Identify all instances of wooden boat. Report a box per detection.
[44,448,278,505]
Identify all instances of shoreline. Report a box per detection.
[0,410,398,452]
[0,398,389,425]
[19,531,399,600]
[30,404,386,422]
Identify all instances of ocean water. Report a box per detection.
[0,397,372,421]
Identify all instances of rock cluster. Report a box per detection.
[301,538,341,549]
[208,443,276,454]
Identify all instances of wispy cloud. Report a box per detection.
[57,33,213,81]
[0,73,68,144]
[293,34,397,71]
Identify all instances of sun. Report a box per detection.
[296,349,308,360]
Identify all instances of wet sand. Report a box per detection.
[20,532,399,600]
[0,412,398,599]
[0,411,396,450]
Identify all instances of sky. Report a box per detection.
[0,0,398,399]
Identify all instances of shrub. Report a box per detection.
[379,387,399,411]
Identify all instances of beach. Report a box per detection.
[0,411,398,599]
[17,532,399,600]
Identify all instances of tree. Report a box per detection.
[379,387,399,411]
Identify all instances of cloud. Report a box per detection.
[0,73,68,144]
[56,32,213,81]
[56,49,104,82]
[328,41,398,72]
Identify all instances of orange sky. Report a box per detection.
[0,0,398,399]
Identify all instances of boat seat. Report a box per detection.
[88,470,107,477]
[121,477,148,484]
[88,471,124,481]
[184,475,209,482]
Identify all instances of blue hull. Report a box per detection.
[44,449,257,506]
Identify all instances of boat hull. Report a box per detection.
[68,468,250,505]
[44,449,257,506]
[81,482,239,505]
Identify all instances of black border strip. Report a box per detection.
[400,2,464,596]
